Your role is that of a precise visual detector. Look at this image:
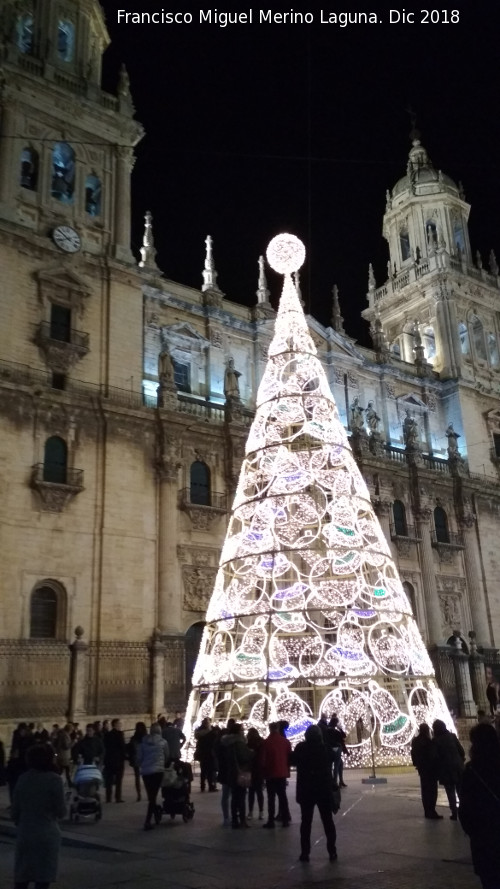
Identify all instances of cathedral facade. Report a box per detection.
[0,0,499,735]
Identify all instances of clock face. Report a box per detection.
[52,225,81,253]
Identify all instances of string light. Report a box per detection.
[183,234,454,765]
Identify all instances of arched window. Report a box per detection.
[190,461,210,506]
[85,174,101,216]
[458,321,470,355]
[472,315,487,360]
[30,586,58,638]
[453,218,465,255]
[488,332,499,367]
[426,220,438,247]
[51,142,75,203]
[20,146,38,190]
[402,581,416,617]
[393,500,407,537]
[43,437,67,484]
[57,20,74,61]
[422,326,436,362]
[185,622,206,690]
[434,506,449,544]
[399,228,411,261]
[16,14,33,53]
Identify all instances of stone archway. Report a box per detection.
[185,622,205,694]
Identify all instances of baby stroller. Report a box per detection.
[69,764,103,823]
[160,761,195,823]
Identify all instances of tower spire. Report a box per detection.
[331,284,345,334]
[139,210,159,271]
[184,233,453,766]
[202,234,222,293]
[256,255,270,304]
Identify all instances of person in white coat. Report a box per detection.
[138,724,169,830]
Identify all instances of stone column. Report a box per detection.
[149,630,167,718]
[113,146,134,263]
[374,500,392,552]
[415,509,443,646]
[449,631,476,718]
[67,626,88,722]
[0,103,15,207]
[468,631,489,712]
[157,441,181,633]
[460,520,491,647]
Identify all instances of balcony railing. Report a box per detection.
[36,321,89,350]
[179,488,227,511]
[31,463,84,489]
[430,529,464,550]
[390,523,421,542]
[422,454,450,474]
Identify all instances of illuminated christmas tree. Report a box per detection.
[184,234,453,766]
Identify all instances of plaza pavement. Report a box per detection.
[0,768,478,889]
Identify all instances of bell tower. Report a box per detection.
[0,0,145,389]
[0,0,142,261]
[363,131,474,379]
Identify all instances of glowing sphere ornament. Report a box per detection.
[266,233,305,274]
[183,234,454,767]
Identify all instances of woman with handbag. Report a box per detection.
[138,724,169,831]
[459,723,500,889]
[291,724,338,863]
[220,723,253,829]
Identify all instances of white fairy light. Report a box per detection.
[183,233,454,766]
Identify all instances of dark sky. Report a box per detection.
[100,3,500,345]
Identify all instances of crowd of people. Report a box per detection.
[3,707,500,888]
[193,712,346,862]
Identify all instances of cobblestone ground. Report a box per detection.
[0,769,478,889]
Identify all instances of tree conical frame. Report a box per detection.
[184,234,453,766]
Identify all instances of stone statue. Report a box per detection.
[158,347,175,387]
[365,401,381,434]
[445,422,460,455]
[224,358,241,401]
[403,409,419,447]
[350,396,365,431]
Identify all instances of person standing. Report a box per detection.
[327,715,349,787]
[221,722,253,829]
[161,720,186,764]
[127,722,148,802]
[260,722,291,829]
[71,723,104,767]
[459,723,500,889]
[138,724,169,831]
[432,719,465,820]
[246,727,264,820]
[103,718,127,803]
[291,724,337,863]
[12,743,66,889]
[194,718,217,792]
[411,723,441,819]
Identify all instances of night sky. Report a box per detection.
[100,3,500,345]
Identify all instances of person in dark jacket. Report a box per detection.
[246,727,264,820]
[220,722,253,829]
[432,718,465,820]
[411,723,441,819]
[328,715,349,787]
[291,724,337,863]
[72,723,105,767]
[215,718,235,826]
[7,723,33,803]
[194,718,217,792]
[12,742,66,889]
[103,718,127,803]
[127,721,148,802]
[459,723,500,889]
